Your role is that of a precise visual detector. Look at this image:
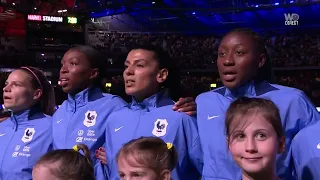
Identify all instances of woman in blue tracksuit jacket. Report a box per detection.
[105,45,203,180]
[52,45,196,180]
[196,28,320,180]
[289,119,320,180]
[0,66,55,180]
[52,45,127,180]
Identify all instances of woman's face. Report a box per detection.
[123,49,167,101]
[217,32,265,89]
[3,70,41,113]
[59,49,97,94]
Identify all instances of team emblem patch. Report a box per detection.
[21,128,36,143]
[152,119,168,137]
[83,111,97,127]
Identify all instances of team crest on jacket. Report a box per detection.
[21,128,36,143]
[83,110,97,127]
[152,119,168,137]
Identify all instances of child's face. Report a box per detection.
[32,165,57,180]
[118,155,168,180]
[228,114,284,175]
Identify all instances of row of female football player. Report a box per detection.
[0,28,319,180]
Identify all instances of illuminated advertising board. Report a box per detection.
[27,15,77,24]
[27,15,42,21]
[67,17,77,24]
[42,16,63,22]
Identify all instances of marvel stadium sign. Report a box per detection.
[43,16,63,22]
[27,14,77,24]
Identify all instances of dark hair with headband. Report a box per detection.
[117,137,178,174]
[19,67,56,115]
[35,144,95,180]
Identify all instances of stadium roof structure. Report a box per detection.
[0,0,320,35]
[87,0,320,33]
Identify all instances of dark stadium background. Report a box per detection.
[0,0,319,108]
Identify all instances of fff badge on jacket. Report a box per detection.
[76,110,98,143]
[12,128,35,158]
[152,119,168,137]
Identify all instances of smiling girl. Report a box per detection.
[226,97,285,180]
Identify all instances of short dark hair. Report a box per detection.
[130,45,181,100]
[222,28,274,83]
[69,45,107,92]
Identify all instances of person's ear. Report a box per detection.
[160,169,171,180]
[257,53,266,68]
[33,89,42,101]
[90,68,99,80]
[157,68,168,83]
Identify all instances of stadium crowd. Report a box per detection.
[88,31,320,69]
[1,28,320,180]
[1,31,320,69]
[1,31,320,105]
[103,71,320,106]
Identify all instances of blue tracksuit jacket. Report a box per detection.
[105,92,203,180]
[289,119,320,180]
[52,87,127,180]
[0,107,52,180]
[196,80,320,180]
